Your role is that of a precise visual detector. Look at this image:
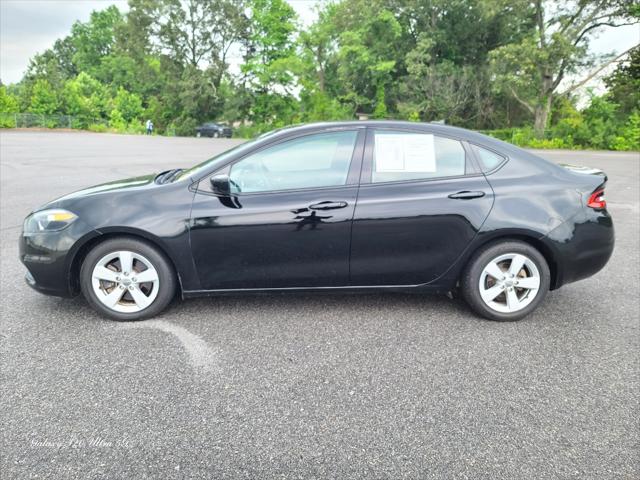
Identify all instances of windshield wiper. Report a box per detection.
[155,168,183,184]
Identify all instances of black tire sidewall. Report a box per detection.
[461,241,550,322]
[80,237,176,321]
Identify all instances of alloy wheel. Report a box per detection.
[478,253,541,313]
[91,250,160,313]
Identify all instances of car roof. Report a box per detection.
[264,120,521,155]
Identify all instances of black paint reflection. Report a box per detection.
[292,209,332,231]
[218,195,242,209]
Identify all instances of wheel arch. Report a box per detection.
[458,231,560,290]
[68,229,184,297]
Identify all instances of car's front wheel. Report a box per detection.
[461,240,550,321]
[80,237,176,321]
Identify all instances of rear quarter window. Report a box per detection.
[472,145,506,172]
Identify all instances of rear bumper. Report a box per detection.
[547,209,614,289]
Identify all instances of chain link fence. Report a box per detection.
[0,112,109,129]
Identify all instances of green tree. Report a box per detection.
[111,87,144,123]
[19,38,77,110]
[62,72,110,124]
[71,6,124,75]
[332,6,402,114]
[241,0,299,123]
[29,79,59,114]
[298,5,337,94]
[295,7,351,121]
[128,0,247,86]
[0,85,20,127]
[605,46,640,117]
[613,110,640,150]
[402,35,478,123]
[0,86,19,112]
[491,0,638,138]
[387,0,534,126]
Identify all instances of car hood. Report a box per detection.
[36,173,158,212]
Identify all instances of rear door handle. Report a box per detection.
[309,201,348,210]
[448,190,486,200]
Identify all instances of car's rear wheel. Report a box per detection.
[80,237,176,321]
[461,240,550,321]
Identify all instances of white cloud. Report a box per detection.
[1,0,129,83]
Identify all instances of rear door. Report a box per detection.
[350,128,494,286]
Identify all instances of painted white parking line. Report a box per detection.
[118,320,220,373]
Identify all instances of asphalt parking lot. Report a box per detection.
[1,130,638,479]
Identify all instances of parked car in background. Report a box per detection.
[19,121,614,322]
[195,122,232,138]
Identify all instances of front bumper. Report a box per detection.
[19,221,100,298]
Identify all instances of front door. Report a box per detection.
[189,129,364,290]
[350,128,494,286]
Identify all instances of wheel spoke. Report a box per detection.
[104,286,125,307]
[93,266,119,282]
[484,261,504,280]
[481,285,503,303]
[129,285,151,309]
[517,276,540,290]
[134,268,158,283]
[119,251,134,274]
[509,255,527,276]
[506,288,519,310]
[508,254,526,276]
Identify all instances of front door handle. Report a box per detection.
[448,190,486,200]
[309,201,348,210]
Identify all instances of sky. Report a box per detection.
[1,0,638,89]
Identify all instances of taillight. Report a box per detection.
[587,188,606,210]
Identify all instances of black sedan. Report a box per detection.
[19,121,614,321]
[195,122,232,138]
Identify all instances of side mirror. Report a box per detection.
[210,174,231,196]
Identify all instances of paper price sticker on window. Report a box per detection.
[374,133,436,173]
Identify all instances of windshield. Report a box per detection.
[174,128,292,182]
[175,139,253,181]
[174,128,285,182]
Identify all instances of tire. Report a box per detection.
[461,240,550,321]
[80,237,176,321]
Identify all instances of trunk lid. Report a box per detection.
[559,163,608,210]
[559,163,607,182]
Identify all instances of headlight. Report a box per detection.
[23,209,78,233]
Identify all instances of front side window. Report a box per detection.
[372,131,466,183]
[229,131,358,193]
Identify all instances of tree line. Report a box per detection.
[0,0,638,150]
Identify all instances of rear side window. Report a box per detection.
[371,131,466,183]
[472,145,506,172]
